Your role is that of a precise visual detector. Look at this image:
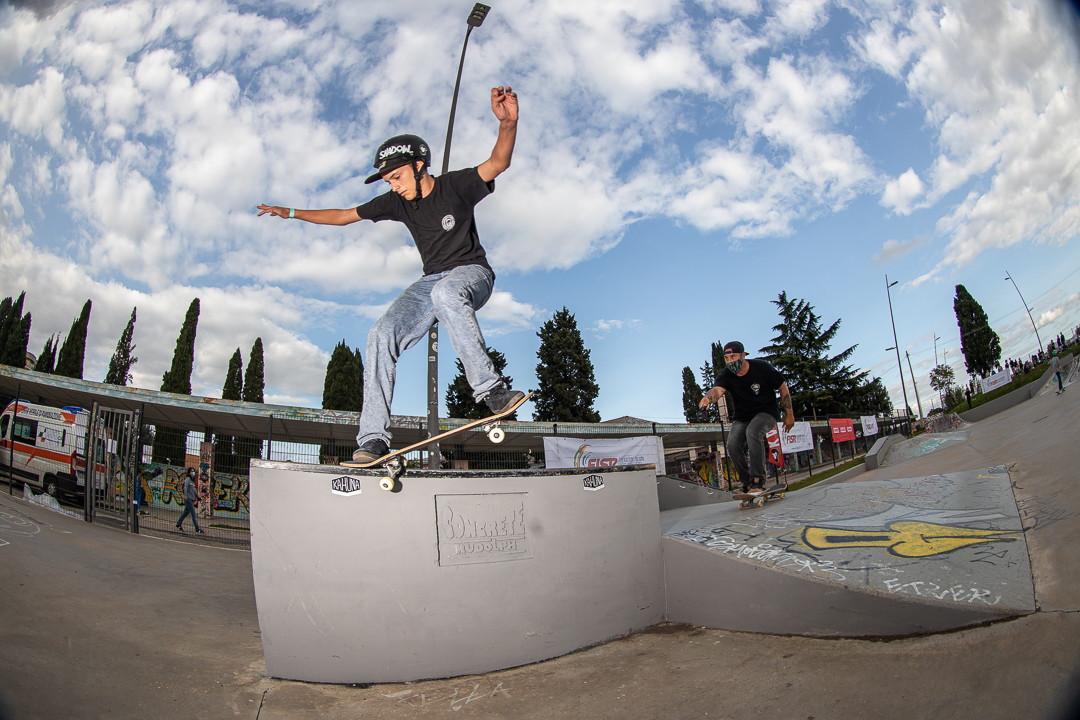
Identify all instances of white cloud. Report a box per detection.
[477,290,543,336]
[873,234,928,266]
[881,167,925,215]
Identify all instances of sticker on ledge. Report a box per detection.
[331,476,362,497]
[583,474,605,491]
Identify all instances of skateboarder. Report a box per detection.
[698,341,795,494]
[257,87,524,463]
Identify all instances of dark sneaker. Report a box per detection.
[175,525,184,532]
[350,439,390,464]
[485,387,526,415]
[749,479,766,495]
[739,483,751,494]
[195,528,205,534]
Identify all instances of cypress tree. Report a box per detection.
[0,294,18,358]
[681,366,706,423]
[242,338,264,403]
[55,300,92,379]
[103,307,138,386]
[152,298,200,464]
[215,348,244,472]
[446,346,512,419]
[954,285,1002,378]
[2,312,31,368]
[532,307,601,423]
[322,340,363,412]
[33,335,58,374]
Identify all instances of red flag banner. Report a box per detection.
[829,418,855,443]
[765,426,785,468]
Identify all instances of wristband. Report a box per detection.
[289,208,295,218]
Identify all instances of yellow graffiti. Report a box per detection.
[801,521,1019,558]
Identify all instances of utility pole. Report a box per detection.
[906,350,924,420]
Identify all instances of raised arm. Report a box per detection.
[699,386,727,409]
[778,383,794,431]
[256,205,362,225]
[477,86,518,183]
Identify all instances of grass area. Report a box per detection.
[946,353,1072,414]
[787,455,865,492]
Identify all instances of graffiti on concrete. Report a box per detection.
[140,462,250,519]
[923,413,966,434]
[802,520,1019,558]
[880,432,968,467]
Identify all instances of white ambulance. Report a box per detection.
[0,400,89,501]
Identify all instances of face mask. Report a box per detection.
[726,359,743,374]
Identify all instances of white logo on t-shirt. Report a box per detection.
[441,214,456,231]
[751,383,761,395]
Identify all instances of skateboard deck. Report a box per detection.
[732,483,788,509]
[339,391,533,491]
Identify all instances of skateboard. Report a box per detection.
[732,483,788,509]
[339,391,533,492]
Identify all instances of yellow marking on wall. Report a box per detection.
[801,521,1019,558]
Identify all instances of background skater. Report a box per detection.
[699,341,795,494]
[258,87,524,464]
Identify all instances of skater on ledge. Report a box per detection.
[699,341,795,495]
[257,86,525,463]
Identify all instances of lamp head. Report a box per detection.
[468,3,490,26]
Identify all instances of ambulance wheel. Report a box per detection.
[42,475,59,498]
[488,427,505,444]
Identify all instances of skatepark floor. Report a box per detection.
[2,382,1080,719]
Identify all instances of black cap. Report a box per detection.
[364,134,431,184]
[723,341,745,355]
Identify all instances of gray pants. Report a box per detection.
[357,264,502,447]
[727,412,775,486]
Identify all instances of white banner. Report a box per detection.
[861,415,879,436]
[980,367,1012,394]
[543,436,665,471]
[777,421,814,453]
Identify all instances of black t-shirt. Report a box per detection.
[355,168,494,277]
[714,359,785,422]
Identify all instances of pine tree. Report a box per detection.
[759,292,872,417]
[322,340,364,412]
[33,335,58,374]
[55,300,92,379]
[152,299,200,464]
[681,366,706,423]
[242,338,264,403]
[215,349,244,472]
[446,346,512,419]
[103,307,138,386]
[954,285,1002,378]
[532,307,601,423]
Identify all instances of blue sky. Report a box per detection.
[1,0,1079,424]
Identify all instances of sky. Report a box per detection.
[1,0,1079,424]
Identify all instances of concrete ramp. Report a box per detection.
[880,431,970,467]
[662,467,1034,637]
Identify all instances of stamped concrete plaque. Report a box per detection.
[436,493,531,566]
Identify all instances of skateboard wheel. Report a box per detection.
[488,427,505,443]
[379,477,395,492]
[755,497,765,507]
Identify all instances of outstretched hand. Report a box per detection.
[256,204,286,218]
[491,86,518,122]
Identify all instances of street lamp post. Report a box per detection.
[1005,271,1044,357]
[905,350,924,420]
[886,275,912,431]
[426,3,491,470]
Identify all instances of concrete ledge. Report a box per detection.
[959,354,1072,423]
[865,434,905,470]
[656,475,727,511]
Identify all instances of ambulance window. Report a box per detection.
[0,415,7,440]
[13,419,37,445]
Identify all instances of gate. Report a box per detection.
[82,403,140,532]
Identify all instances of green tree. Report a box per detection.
[215,348,244,472]
[954,285,1002,378]
[928,364,956,408]
[152,298,200,464]
[242,338,265,403]
[1,310,31,369]
[55,300,92,379]
[759,292,872,417]
[322,340,363,412]
[532,307,600,423]
[103,307,138,386]
[0,293,21,362]
[447,345,513,419]
[681,366,706,423]
[33,334,58,374]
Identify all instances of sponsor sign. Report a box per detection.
[861,415,879,436]
[765,426,785,468]
[543,436,665,471]
[777,421,814,453]
[829,418,856,443]
[979,367,1012,394]
[330,476,362,497]
[582,474,605,491]
[435,493,531,566]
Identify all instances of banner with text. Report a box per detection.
[543,436,666,471]
[861,415,879,436]
[764,427,785,468]
[776,421,814,453]
[979,367,1013,394]
[830,418,856,443]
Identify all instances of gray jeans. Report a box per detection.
[726,412,776,486]
[357,264,502,446]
